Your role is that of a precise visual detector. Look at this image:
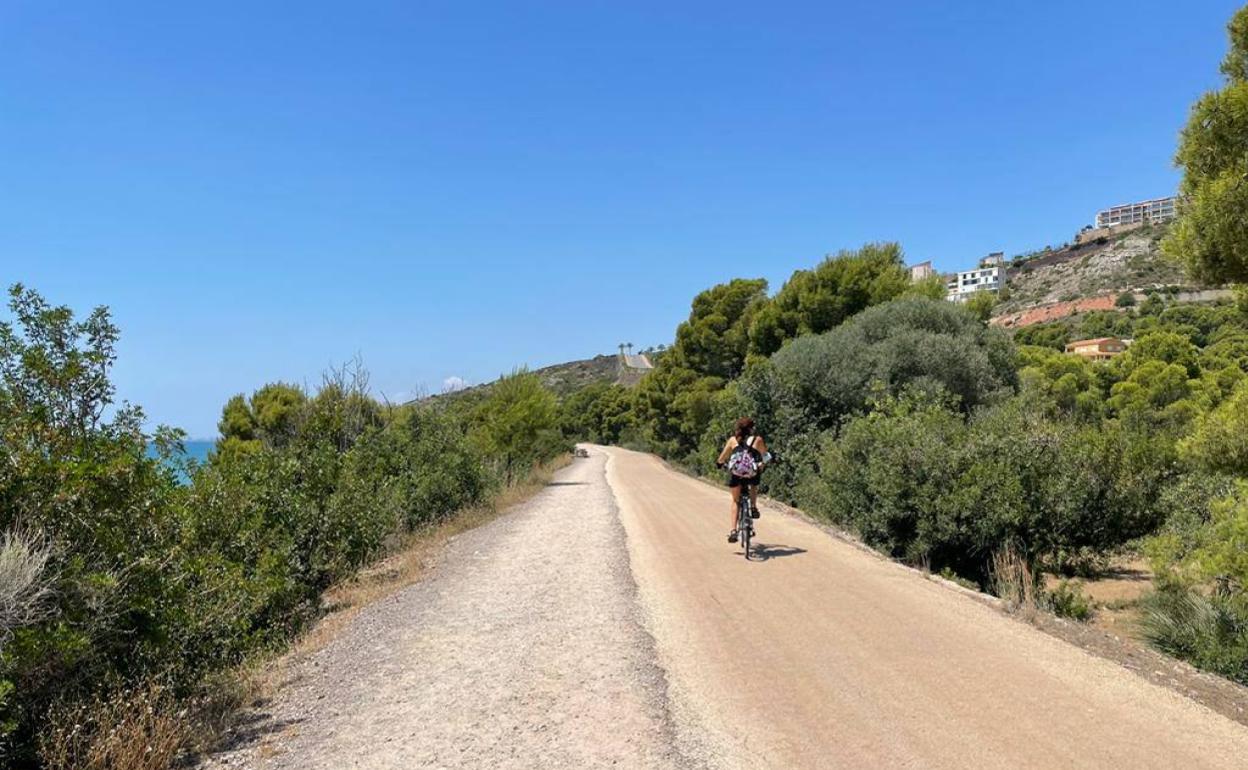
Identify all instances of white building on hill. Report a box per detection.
[1095,196,1176,228]
[946,253,1006,303]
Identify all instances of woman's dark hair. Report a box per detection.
[734,417,755,441]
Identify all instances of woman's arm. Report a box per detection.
[755,435,769,459]
[716,437,736,465]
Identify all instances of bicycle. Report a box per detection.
[736,491,755,560]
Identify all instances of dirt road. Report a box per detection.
[207,445,1248,768]
[605,446,1248,768]
[204,451,687,769]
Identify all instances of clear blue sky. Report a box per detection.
[2,1,1239,436]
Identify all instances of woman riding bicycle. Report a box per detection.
[716,417,769,543]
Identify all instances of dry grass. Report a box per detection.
[0,527,54,649]
[991,545,1038,619]
[40,683,190,770]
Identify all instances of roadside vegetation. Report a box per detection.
[565,249,1248,685]
[561,5,1248,689]
[0,285,566,767]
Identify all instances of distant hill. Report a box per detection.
[420,352,654,404]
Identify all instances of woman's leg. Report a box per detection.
[730,484,742,532]
[748,482,759,515]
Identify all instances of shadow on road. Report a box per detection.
[750,543,807,561]
[196,695,306,763]
[545,481,588,487]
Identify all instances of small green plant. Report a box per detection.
[938,567,979,592]
[1045,579,1092,621]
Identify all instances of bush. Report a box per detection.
[468,369,563,483]
[738,297,1017,501]
[1139,588,1248,685]
[1046,580,1092,621]
[807,392,1172,584]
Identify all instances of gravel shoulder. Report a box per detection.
[201,450,690,769]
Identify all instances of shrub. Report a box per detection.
[1138,588,1248,685]
[469,369,563,483]
[807,392,1172,583]
[737,297,1018,501]
[1046,580,1092,621]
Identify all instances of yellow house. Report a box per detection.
[1065,337,1128,361]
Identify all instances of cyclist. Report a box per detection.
[716,417,769,543]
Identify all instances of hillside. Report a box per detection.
[985,224,1235,329]
[422,352,653,404]
[996,225,1191,315]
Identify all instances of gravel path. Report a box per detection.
[202,451,690,769]
[607,446,1248,769]
[203,445,1248,769]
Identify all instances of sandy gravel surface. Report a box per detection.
[204,445,1248,769]
[605,446,1248,769]
[202,451,690,769]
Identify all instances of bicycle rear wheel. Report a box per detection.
[740,501,752,559]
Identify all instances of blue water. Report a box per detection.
[180,440,215,464]
[147,439,214,483]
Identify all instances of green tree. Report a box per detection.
[628,277,766,459]
[1016,345,1103,419]
[734,297,1018,501]
[1165,5,1248,283]
[560,382,635,444]
[250,382,307,446]
[810,392,1172,583]
[1107,360,1198,427]
[964,291,998,323]
[1180,379,1248,475]
[748,243,910,357]
[1116,330,1200,377]
[673,278,768,379]
[632,361,721,460]
[470,369,560,483]
[1013,322,1071,351]
[219,394,258,441]
[904,274,950,301]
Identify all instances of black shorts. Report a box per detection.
[728,473,761,488]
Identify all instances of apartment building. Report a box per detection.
[909,261,936,281]
[1095,197,1177,228]
[946,253,1006,303]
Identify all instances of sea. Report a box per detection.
[146,439,215,483]
[180,440,215,464]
